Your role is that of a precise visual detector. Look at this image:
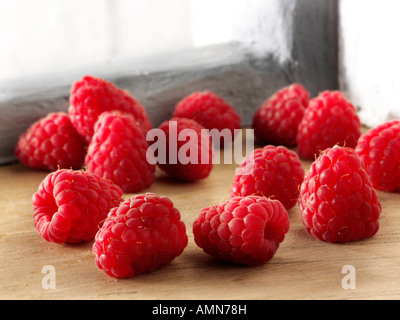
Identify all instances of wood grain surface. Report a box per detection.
[1,137,400,300]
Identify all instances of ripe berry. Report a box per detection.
[15,112,86,171]
[252,84,309,147]
[173,91,241,147]
[299,146,381,243]
[69,76,153,143]
[153,117,214,181]
[85,111,155,194]
[296,91,361,160]
[93,193,188,278]
[32,169,123,244]
[230,145,304,210]
[355,120,400,193]
[193,196,290,266]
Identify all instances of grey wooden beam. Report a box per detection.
[0,0,338,165]
[291,0,339,92]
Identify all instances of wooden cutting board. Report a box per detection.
[1,143,400,300]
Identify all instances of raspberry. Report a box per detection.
[252,84,309,147]
[355,120,400,192]
[32,169,123,244]
[68,76,153,143]
[296,91,361,160]
[193,196,290,266]
[15,112,86,171]
[153,117,214,181]
[172,91,241,147]
[85,111,156,194]
[93,193,188,278]
[299,146,382,243]
[230,145,305,210]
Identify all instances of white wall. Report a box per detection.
[339,0,400,127]
[0,0,112,79]
[0,0,292,82]
[0,0,194,80]
[191,0,294,63]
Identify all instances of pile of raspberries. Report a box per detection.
[15,77,399,279]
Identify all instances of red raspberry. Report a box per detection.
[193,196,290,266]
[296,91,361,160]
[32,169,123,244]
[85,111,156,194]
[93,193,188,278]
[153,117,214,181]
[15,112,86,171]
[355,120,400,192]
[299,146,382,243]
[230,145,305,210]
[172,91,241,147]
[68,76,153,143]
[252,84,309,147]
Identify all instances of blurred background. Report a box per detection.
[0,0,293,80]
[339,0,400,127]
[0,0,399,163]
